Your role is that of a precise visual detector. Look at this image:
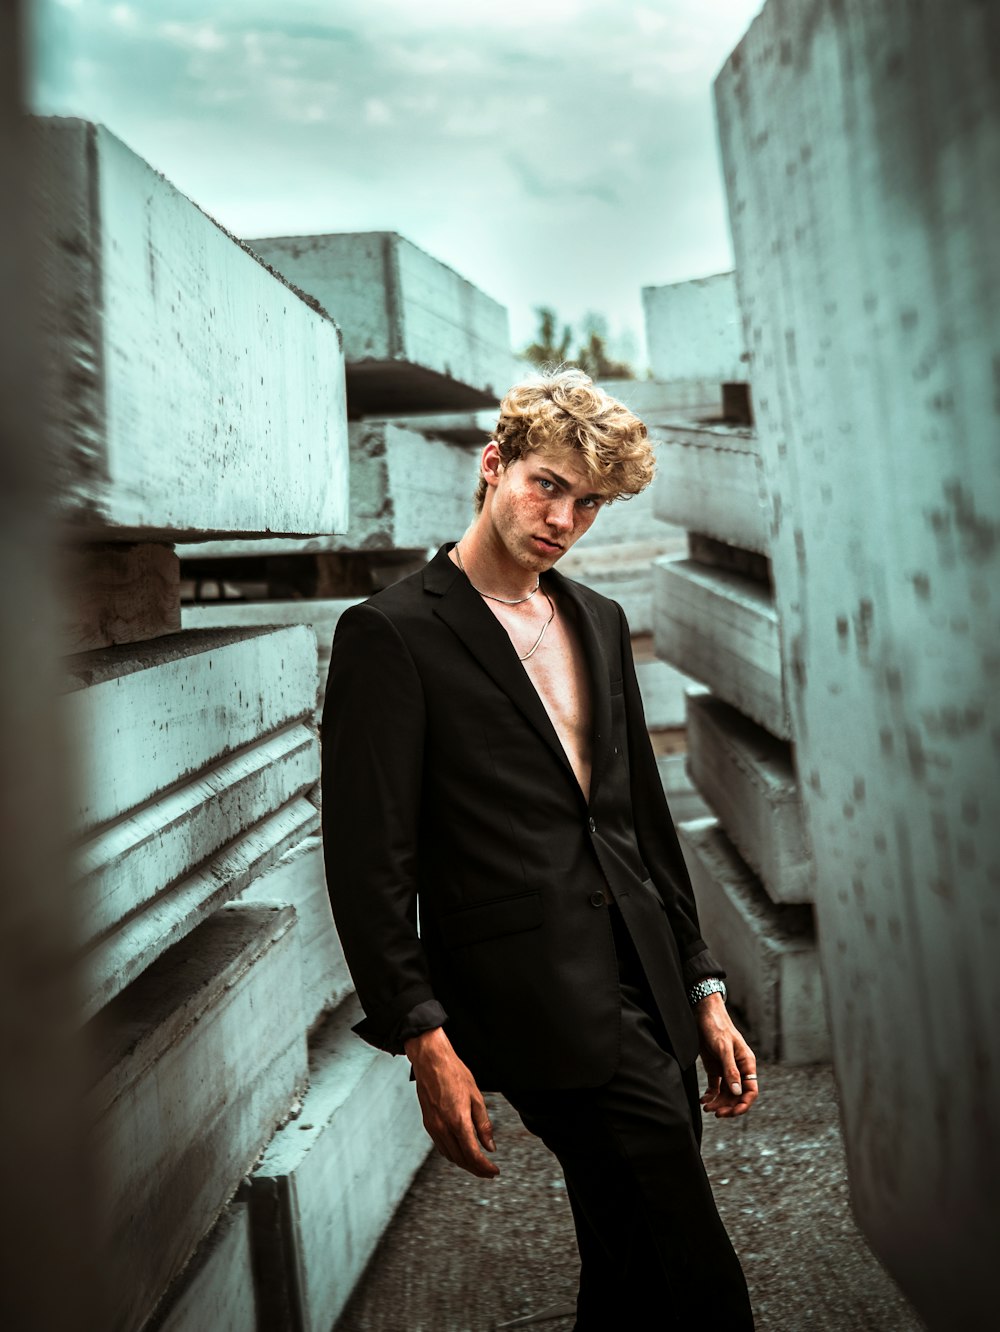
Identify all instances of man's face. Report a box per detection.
[484,445,607,572]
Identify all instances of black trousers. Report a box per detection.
[503,902,754,1330]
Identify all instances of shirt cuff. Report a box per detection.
[682,948,727,990]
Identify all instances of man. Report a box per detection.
[321,368,757,1328]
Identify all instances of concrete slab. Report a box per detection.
[246,995,430,1331]
[180,422,478,558]
[652,421,770,554]
[238,834,352,1033]
[62,542,180,652]
[596,376,724,423]
[560,537,680,634]
[636,657,699,729]
[245,232,513,415]
[34,119,348,542]
[678,816,829,1064]
[653,556,789,739]
[373,407,496,447]
[81,794,319,1023]
[89,903,308,1332]
[685,687,812,904]
[78,722,317,946]
[65,624,317,832]
[657,753,713,825]
[146,1203,258,1332]
[642,272,748,384]
[715,6,1000,1315]
[182,599,362,715]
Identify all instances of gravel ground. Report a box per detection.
[336,1061,925,1332]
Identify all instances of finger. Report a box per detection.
[472,1097,496,1153]
[453,1109,500,1178]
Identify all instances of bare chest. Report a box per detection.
[486,594,594,800]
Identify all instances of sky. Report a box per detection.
[30,0,763,367]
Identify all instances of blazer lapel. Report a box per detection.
[424,545,613,804]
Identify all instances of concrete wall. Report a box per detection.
[182,421,480,559]
[246,231,514,414]
[715,1,1000,1322]
[35,119,348,541]
[642,273,747,384]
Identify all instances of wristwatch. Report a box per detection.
[688,976,727,1007]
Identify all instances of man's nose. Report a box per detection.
[546,497,575,531]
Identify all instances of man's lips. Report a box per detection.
[533,536,563,551]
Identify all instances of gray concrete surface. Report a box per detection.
[642,272,747,385]
[653,421,770,555]
[679,817,828,1065]
[35,119,348,542]
[653,556,789,740]
[246,231,513,415]
[88,903,307,1332]
[335,1063,924,1331]
[715,2,1000,1319]
[685,687,812,905]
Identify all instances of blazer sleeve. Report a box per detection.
[617,602,727,988]
[320,601,444,1052]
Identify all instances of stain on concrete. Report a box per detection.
[926,479,999,564]
[853,598,874,651]
[904,726,926,782]
[919,705,985,738]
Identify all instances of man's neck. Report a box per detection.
[449,523,542,601]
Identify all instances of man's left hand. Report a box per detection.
[695,993,759,1118]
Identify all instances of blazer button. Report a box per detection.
[589,890,606,908]
[588,816,597,833]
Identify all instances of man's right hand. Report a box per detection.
[404,1026,499,1179]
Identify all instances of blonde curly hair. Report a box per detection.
[475,367,655,512]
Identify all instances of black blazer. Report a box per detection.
[320,542,722,1090]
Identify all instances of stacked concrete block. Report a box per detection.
[145,1205,258,1332]
[685,687,812,904]
[36,120,348,542]
[641,272,746,388]
[653,422,769,556]
[654,557,788,740]
[91,905,307,1331]
[38,117,354,1328]
[644,268,826,1061]
[679,819,826,1062]
[715,0,999,1320]
[174,230,520,1321]
[246,230,514,416]
[244,997,428,1331]
[236,834,353,1034]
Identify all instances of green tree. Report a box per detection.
[521,307,636,380]
[522,306,573,368]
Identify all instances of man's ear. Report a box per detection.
[481,440,504,490]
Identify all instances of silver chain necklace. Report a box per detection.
[454,544,539,604]
[454,544,555,661]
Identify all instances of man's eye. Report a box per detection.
[538,478,554,491]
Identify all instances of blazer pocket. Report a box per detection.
[609,675,624,696]
[437,891,543,949]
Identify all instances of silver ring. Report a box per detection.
[744,1074,759,1081]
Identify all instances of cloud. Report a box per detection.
[30,0,763,354]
